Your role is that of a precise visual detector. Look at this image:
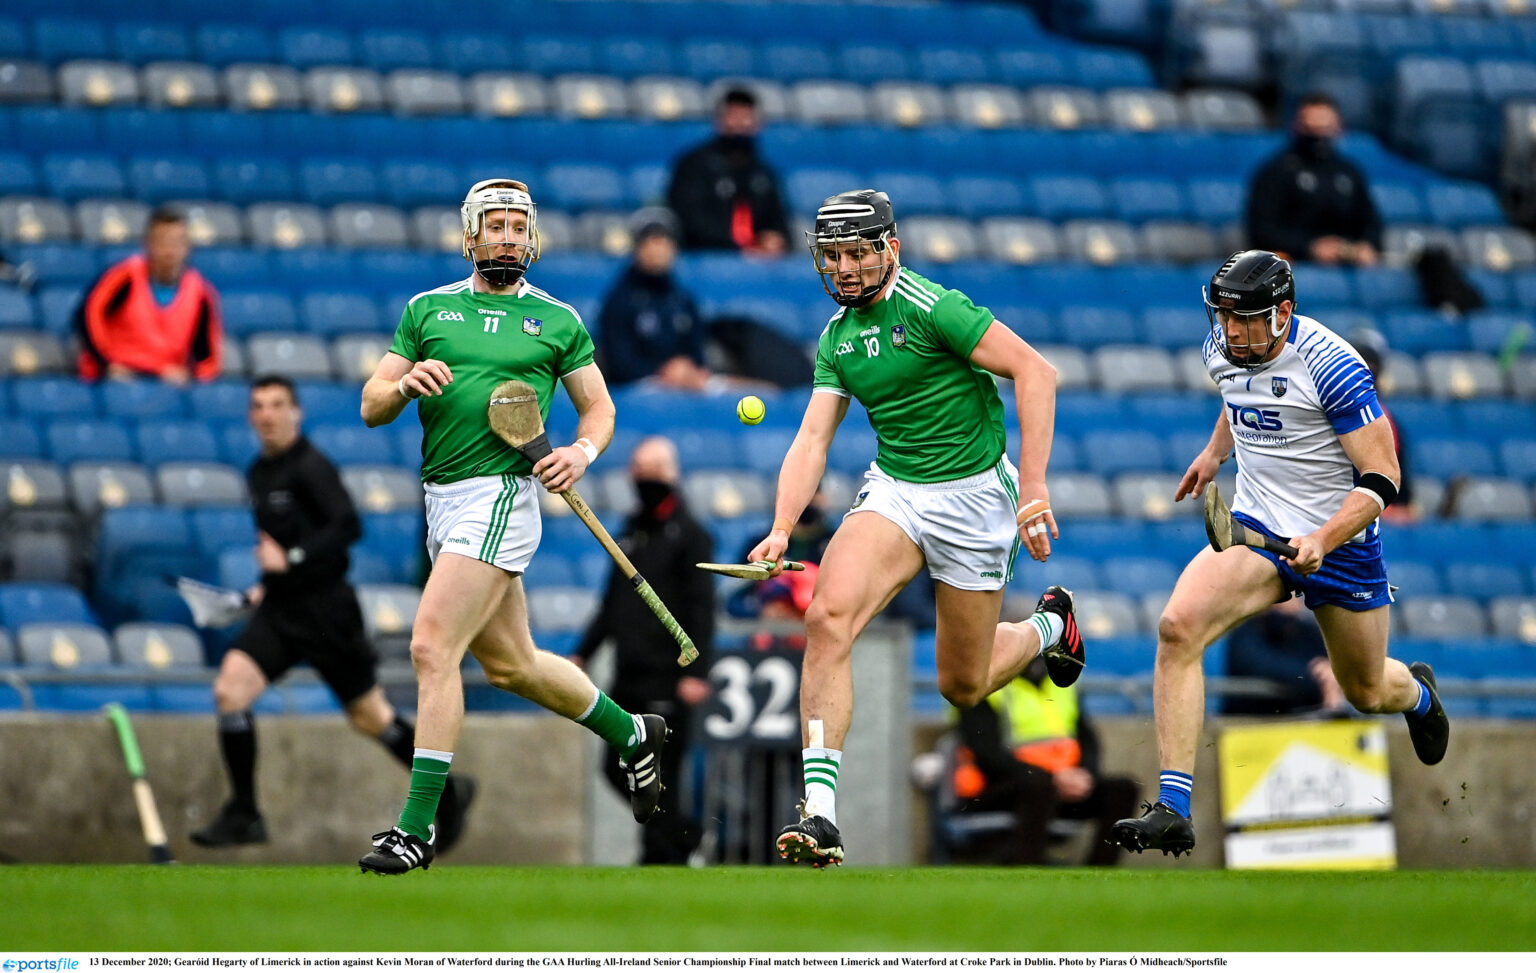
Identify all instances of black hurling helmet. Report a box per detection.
[1203,249,1296,368]
[807,189,897,307]
[461,178,541,287]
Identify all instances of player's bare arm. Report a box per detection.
[1175,409,1235,502]
[533,363,616,493]
[749,391,849,570]
[1285,416,1401,574]
[968,321,1058,560]
[361,351,453,427]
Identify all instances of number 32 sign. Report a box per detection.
[700,649,802,747]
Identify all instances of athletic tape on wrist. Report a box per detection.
[397,377,420,400]
[772,518,794,534]
[573,438,598,464]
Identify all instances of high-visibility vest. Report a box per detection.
[78,254,221,380]
[953,678,1081,799]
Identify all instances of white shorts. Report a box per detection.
[846,456,1021,591]
[423,473,541,574]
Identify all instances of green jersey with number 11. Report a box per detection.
[389,276,595,483]
[812,267,1006,483]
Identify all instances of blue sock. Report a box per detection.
[1410,678,1432,717]
[1158,770,1193,818]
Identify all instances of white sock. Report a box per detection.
[1027,611,1063,651]
[802,747,841,826]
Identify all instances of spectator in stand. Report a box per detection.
[1246,94,1382,268]
[597,213,712,390]
[666,87,790,256]
[75,206,222,383]
[1220,595,1347,717]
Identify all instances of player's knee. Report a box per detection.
[409,636,455,680]
[1156,610,1205,660]
[804,601,854,652]
[1340,678,1388,713]
[937,670,986,709]
[211,672,250,712]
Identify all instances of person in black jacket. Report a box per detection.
[666,87,789,256]
[190,375,474,853]
[598,215,712,390]
[1245,93,1382,267]
[1220,595,1347,716]
[572,436,715,864]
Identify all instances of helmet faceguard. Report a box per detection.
[1204,250,1296,369]
[807,190,898,308]
[461,178,541,288]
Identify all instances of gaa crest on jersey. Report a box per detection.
[1271,376,1288,398]
[522,316,542,336]
[891,324,906,347]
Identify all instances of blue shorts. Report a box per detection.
[1233,512,1394,612]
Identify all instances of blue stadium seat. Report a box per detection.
[15,107,100,153]
[187,381,254,422]
[270,250,356,287]
[216,420,259,469]
[9,377,97,418]
[100,382,186,420]
[599,37,675,78]
[840,43,913,84]
[521,35,597,75]
[948,174,1030,219]
[1467,312,1534,356]
[917,46,993,86]
[358,28,434,71]
[1425,182,1505,227]
[299,159,379,207]
[541,163,630,212]
[1058,306,1139,347]
[437,31,514,75]
[33,18,111,64]
[1185,177,1246,225]
[1099,556,1182,598]
[1380,310,1468,354]
[678,38,757,81]
[1414,437,1498,478]
[1072,47,1154,89]
[1386,559,1442,596]
[310,423,396,467]
[1474,58,1536,106]
[194,24,275,66]
[0,419,43,458]
[291,382,358,425]
[0,152,37,196]
[1369,182,1426,224]
[127,155,209,204]
[785,168,865,218]
[135,420,221,465]
[759,41,835,83]
[1030,175,1108,221]
[113,22,192,63]
[0,581,98,628]
[1499,439,1536,481]
[189,506,254,562]
[1086,636,1152,676]
[0,18,26,58]
[1031,555,1102,595]
[380,160,461,209]
[47,418,134,465]
[42,154,127,202]
[220,291,298,338]
[277,27,354,68]
[358,510,421,583]
[1055,393,1127,434]
[1443,561,1529,599]
[1293,265,1354,306]
[1081,430,1166,476]
[0,287,34,331]
[1109,177,1187,223]
[1353,266,1421,307]
[214,158,296,204]
[300,292,382,337]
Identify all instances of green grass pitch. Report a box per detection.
[3,866,1534,952]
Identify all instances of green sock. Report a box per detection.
[397,749,452,841]
[578,690,643,758]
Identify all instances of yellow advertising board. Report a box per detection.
[1219,720,1395,869]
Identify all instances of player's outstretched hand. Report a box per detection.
[1284,533,1325,575]
[401,358,453,397]
[1175,450,1222,501]
[533,444,589,493]
[1016,483,1056,562]
[747,531,790,576]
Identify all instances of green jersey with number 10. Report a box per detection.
[812,267,1007,484]
[388,276,595,483]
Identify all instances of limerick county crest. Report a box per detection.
[522,316,542,336]
[891,324,906,347]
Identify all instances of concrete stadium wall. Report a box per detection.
[0,713,588,865]
[2,713,1532,867]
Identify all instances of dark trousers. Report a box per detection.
[601,695,701,865]
[966,767,1140,866]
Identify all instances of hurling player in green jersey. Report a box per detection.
[355,179,668,874]
[751,190,1085,867]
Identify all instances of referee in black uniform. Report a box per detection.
[191,375,475,854]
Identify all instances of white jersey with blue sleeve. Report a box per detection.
[1203,314,1383,547]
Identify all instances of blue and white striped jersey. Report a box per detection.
[1203,313,1383,546]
